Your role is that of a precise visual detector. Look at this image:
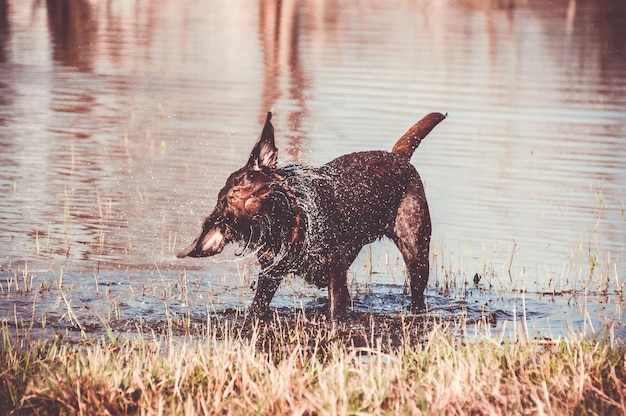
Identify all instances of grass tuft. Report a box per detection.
[1,316,624,415]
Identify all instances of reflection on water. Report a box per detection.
[0,0,624,334]
[47,0,96,72]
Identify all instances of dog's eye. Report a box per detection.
[247,172,255,180]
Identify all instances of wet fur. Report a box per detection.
[178,112,446,318]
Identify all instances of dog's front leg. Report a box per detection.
[328,253,349,320]
[248,273,282,316]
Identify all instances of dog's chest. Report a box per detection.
[253,166,337,280]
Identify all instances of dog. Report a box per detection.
[177,111,446,318]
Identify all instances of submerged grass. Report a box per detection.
[1,315,624,415]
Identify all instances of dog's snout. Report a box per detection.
[227,186,242,202]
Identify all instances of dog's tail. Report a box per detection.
[392,112,446,159]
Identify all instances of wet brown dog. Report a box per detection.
[177,112,446,318]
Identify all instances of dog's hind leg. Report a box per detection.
[391,181,432,312]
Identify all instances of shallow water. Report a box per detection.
[0,0,624,339]
[2,270,623,342]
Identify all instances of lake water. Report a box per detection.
[0,0,624,339]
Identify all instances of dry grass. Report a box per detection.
[1,315,624,415]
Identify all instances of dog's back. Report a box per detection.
[326,151,420,246]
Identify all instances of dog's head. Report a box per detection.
[177,112,280,258]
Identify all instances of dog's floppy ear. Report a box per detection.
[176,214,226,258]
[247,112,278,171]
